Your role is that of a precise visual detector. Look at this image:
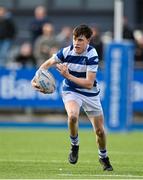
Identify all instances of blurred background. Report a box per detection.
[0,0,143,131]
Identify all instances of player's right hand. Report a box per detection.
[31,76,46,93]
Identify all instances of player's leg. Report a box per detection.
[89,115,113,171]
[62,92,82,164]
[82,94,113,171]
[64,100,80,164]
[65,100,80,137]
[90,114,106,150]
[89,115,106,157]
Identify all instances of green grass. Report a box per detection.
[0,129,143,179]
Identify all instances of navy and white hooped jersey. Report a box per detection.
[54,44,100,97]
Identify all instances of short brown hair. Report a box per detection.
[73,24,93,39]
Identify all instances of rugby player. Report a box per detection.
[31,24,113,171]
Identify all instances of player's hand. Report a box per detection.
[31,76,46,93]
[56,63,70,78]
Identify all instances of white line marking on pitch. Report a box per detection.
[58,174,143,178]
[0,159,143,166]
[0,159,67,163]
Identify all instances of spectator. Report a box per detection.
[34,23,60,66]
[135,39,143,61]
[0,6,16,66]
[123,16,135,41]
[134,31,143,67]
[123,18,143,67]
[14,42,36,68]
[30,5,51,43]
[90,25,103,61]
[56,26,72,48]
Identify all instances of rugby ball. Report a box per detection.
[36,69,56,94]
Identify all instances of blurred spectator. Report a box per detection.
[90,25,103,61]
[134,30,143,67]
[123,17,143,67]
[111,16,135,42]
[0,6,16,66]
[30,5,51,43]
[123,16,135,41]
[34,23,60,66]
[135,38,143,62]
[14,42,36,68]
[56,26,72,48]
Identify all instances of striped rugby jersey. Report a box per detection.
[54,44,100,97]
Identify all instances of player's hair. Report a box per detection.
[73,24,93,39]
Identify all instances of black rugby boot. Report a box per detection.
[99,157,113,171]
[68,144,79,164]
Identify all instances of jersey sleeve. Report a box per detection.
[54,48,64,63]
[54,46,71,63]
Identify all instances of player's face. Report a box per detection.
[73,35,90,54]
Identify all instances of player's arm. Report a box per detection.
[57,64,96,89]
[39,56,58,69]
[31,56,58,91]
[69,71,96,89]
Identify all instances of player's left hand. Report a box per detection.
[56,63,70,78]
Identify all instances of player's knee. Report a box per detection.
[68,114,78,124]
[96,128,105,138]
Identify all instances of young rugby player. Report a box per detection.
[31,24,113,171]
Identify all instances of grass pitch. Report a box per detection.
[0,129,143,179]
